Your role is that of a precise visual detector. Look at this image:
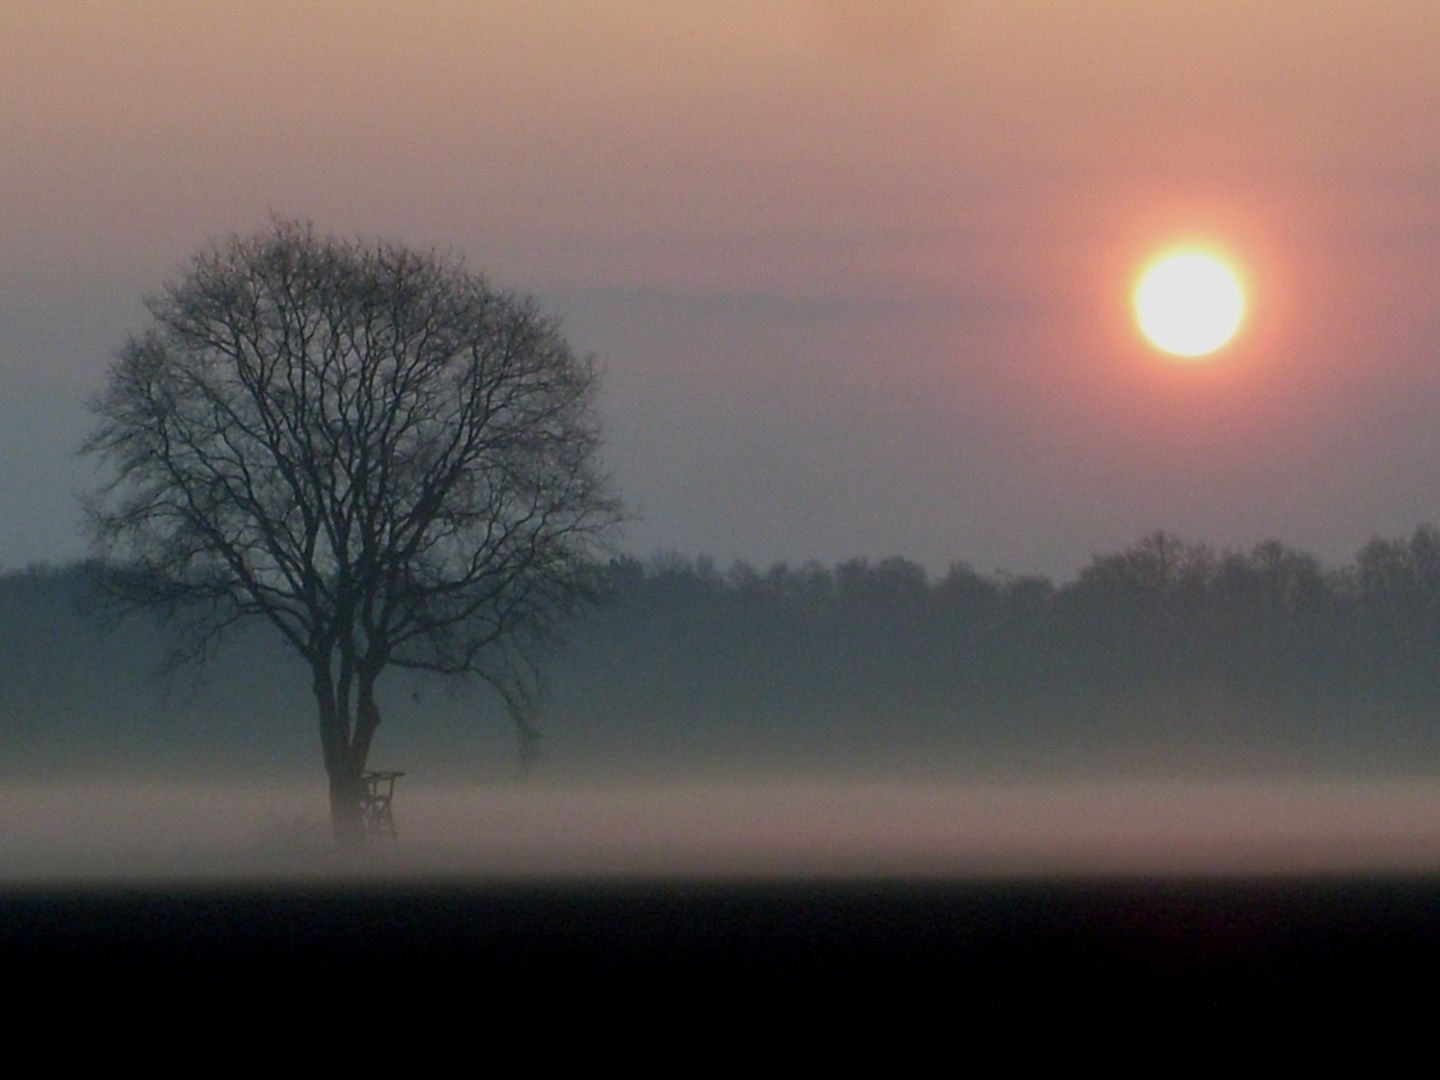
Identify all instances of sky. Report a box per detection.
[4,1,1440,579]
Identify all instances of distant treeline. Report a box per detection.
[549,529,1440,776]
[6,529,1440,779]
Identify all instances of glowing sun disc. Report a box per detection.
[1135,252,1245,356]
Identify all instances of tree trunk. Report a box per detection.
[314,657,385,848]
[313,657,366,848]
[329,768,366,848]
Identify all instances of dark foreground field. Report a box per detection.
[7,876,1438,1009]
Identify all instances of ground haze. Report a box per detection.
[6,777,1440,883]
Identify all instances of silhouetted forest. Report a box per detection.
[6,528,1440,781]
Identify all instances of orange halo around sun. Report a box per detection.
[1135,251,1246,357]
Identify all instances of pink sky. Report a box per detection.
[3,1,1440,575]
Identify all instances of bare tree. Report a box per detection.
[83,220,622,842]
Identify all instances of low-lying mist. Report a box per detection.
[7,533,1440,881]
[6,777,1440,882]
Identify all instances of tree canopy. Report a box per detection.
[84,220,622,840]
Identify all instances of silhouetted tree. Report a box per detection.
[83,220,622,842]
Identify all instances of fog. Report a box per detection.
[8,545,1440,883]
[7,778,1440,883]
[4,9,1440,951]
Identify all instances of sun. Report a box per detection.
[1135,252,1245,357]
